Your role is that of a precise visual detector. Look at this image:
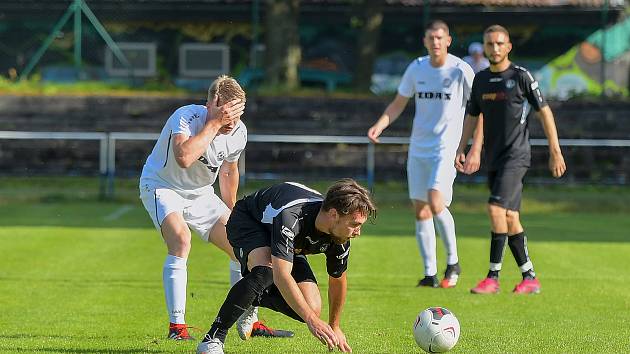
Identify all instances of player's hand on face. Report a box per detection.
[549,153,566,178]
[306,316,338,351]
[208,95,245,127]
[367,125,383,144]
[332,326,352,352]
[463,150,481,175]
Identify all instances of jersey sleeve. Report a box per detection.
[461,62,476,105]
[466,74,482,116]
[325,242,350,278]
[270,208,302,262]
[520,69,547,111]
[169,106,195,137]
[225,122,247,162]
[397,61,417,98]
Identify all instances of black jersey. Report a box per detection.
[467,63,547,171]
[236,182,350,278]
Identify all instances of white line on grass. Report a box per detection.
[103,205,133,221]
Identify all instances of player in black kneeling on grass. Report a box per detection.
[197,179,377,354]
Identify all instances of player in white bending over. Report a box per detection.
[139,75,291,340]
[368,20,482,288]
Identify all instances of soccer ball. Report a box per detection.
[413,307,460,353]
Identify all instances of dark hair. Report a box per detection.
[484,25,510,41]
[425,20,449,35]
[322,178,376,220]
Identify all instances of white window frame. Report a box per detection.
[179,43,230,78]
[105,42,157,77]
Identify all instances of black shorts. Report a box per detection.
[227,203,317,284]
[487,167,528,211]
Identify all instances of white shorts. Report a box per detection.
[407,153,456,207]
[139,183,229,242]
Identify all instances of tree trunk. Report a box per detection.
[264,0,301,89]
[354,0,383,92]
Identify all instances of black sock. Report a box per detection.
[522,270,536,280]
[508,232,536,279]
[488,232,507,279]
[204,266,274,343]
[258,284,304,322]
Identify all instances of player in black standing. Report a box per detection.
[455,25,566,294]
[197,179,376,354]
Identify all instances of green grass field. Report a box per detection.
[0,178,629,353]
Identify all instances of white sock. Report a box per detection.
[415,219,437,276]
[163,255,187,324]
[434,208,459,265]
[229,259,242,287]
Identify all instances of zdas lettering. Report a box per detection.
[417,92,451,100]
[481,92,507,101]
[197,156,218,172]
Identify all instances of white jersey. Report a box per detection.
[140,104,247,196]
[398,54,474,158]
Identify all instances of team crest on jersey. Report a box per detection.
[217,151,226,161]
[442,78,452,87]
[505,79,516,89]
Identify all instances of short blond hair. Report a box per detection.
[207,75,246,105]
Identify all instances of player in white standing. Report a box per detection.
[368,20,481,288]
[139,75,291,340]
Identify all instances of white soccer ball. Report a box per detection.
[413,307,460,353]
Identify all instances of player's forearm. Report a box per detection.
[273,270,318,322]
[537,107,562,156]
[470,114,484,154]
[174,121,222,167]
[457,114,479,153]
[327,273,347,328]
[380,101,406,128]
[219,162,239,209]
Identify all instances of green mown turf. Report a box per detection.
[0,179,629,353]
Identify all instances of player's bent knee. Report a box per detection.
[429,202,444,215]
[487,203,506,217]
[414,204,433,220]
[248,265,274,295]
[163,232,192,256]
[506,210,520,222]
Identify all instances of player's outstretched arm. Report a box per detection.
[328,272,352,352]
[367,94,409,143]
[536,106,566,178]
[455,114,480,174]
[272,256,339,350]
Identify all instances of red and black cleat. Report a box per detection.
[168,323,195,341]
[251,321,295,338]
